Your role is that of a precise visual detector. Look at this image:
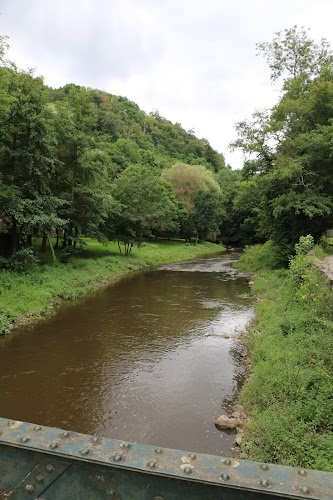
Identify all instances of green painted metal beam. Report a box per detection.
[0,418,332,499]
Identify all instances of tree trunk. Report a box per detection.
[72,144,78,204]
[63,230,67,248]
[41,233,47,252]
[47,234,56,263]
[11,218,18,256]
[117,241,122,255]
[55,228,59,249]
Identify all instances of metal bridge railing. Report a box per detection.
[0,417,332,499]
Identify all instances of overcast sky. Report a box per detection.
[1,0,333,169]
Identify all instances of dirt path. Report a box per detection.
[314,254,333,286]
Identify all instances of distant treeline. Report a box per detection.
[1,26,333,267]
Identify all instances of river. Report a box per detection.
[0,251,254,456]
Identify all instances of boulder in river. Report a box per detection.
[214,415,242,429]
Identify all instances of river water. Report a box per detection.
[0,251,253,456]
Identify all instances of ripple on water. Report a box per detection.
[0,251,254,456]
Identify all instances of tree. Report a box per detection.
[231,27,333,255]
[0,67,65,257]
[257,26,333,84]
[109,165,179,254]
[193,187,224,242]
[162,162,222,241]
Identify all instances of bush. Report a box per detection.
[238,235,333,471]
[0,248,38,273]
[238,240,282,272]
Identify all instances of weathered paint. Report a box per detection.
[0,418,332,499]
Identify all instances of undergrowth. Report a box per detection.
[237,237,333,471]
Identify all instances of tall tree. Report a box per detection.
[109,165,180,254]
[231,27,333,255]
[162,162,222,241]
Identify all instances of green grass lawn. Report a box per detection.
[0,238,224,334]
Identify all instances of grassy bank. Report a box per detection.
[236,240,333,472]
[0,238,223,334]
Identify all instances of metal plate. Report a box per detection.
[0,418,332,499]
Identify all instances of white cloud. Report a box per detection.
[1,0,333,168]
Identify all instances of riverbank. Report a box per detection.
[235,241,333,472]
[0,238,223,335]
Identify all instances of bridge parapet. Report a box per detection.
[0,417,331,499]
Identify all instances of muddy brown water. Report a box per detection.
[0,251,254,456]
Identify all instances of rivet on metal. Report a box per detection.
[300,486,310,494]
[81,449,89,455]
[25,484,34,493]
[62,431,70,438]
[34,426,41,431]
[7,420,15,426]
[106,489,117,498]
[298,469,307,476]
[155,447,163,454]
[189,453,197,459]
[260,479,270,488]
[221,473,230,481]
[35,474,44,483]
[184,467,192,474]
[148,461,157,468]
[260,463,269,471]
[96,474,104,482]
[46,465,55,474]
[50,442,58,449]
[21,437,29,443]
[113,455,122,462]
[224,458,232,465]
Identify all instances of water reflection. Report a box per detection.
[0,251,253,455]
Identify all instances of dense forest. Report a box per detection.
[1,26,333,267]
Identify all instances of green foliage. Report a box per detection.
[109,165,180,253]
[231,27,333,247]
[237,240,282,271]
[289,235,314,285]
[237,239,333,471]
[0,248,38,273]
[162,162,222,241]
[257,26,333,83]
[0,35,227,261]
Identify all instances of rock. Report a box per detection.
[240,351,248,357]
[235,431,244,446]
[248,281,254,286]
[231,404,250,422]
[214,415,242,429]
[230,271,236,276]
[220,334,230,339]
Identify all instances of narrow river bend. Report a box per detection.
[0,251,254,456]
